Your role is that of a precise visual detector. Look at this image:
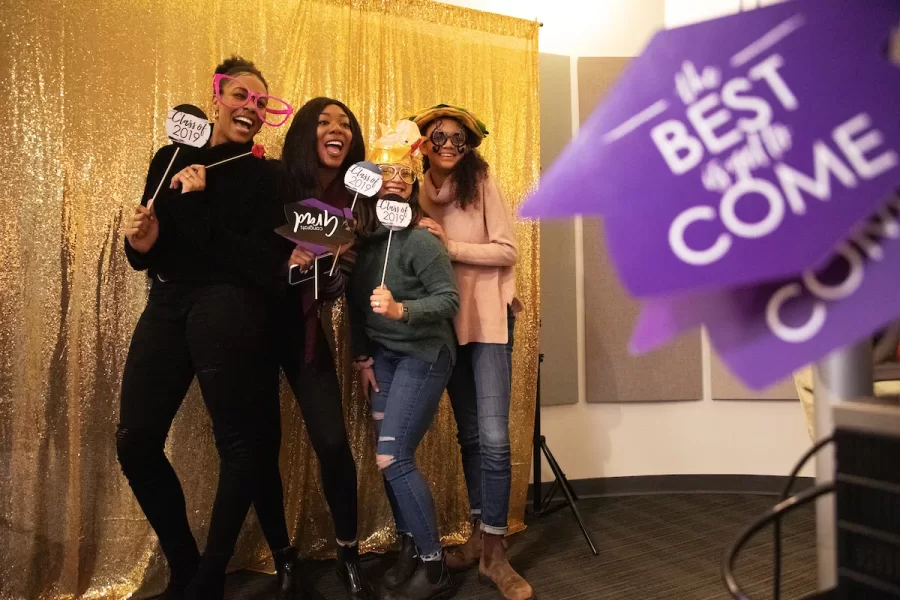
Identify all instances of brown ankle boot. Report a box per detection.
[445,519,482,571]
[478,533,534,600]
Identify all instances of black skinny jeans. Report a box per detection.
[253,295,360,547]
[116,281,278,584]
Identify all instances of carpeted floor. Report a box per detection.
[216,493,817,600]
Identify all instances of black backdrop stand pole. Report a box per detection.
[530,353,599,555]
[532,354,543,511]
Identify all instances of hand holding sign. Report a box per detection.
[124,204,159,252]
[371,286,403,320]
[376,194,414,287]
[289,246,316,272]
[170,164,206,194]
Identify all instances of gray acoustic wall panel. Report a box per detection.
[538,52,579,406]
[579,56,702,403]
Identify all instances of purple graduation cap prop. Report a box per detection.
[519,0,900,389]
[276,199,354,297]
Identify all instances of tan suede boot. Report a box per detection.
[445,519,483,571]
[478,533,535,600]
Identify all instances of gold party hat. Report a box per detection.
[369,119,424,176]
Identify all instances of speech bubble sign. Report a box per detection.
[519,0,900,298]
[165,104,211,148]
[275,199,354,253]
[344,161,383,197]
[376,199,413,231]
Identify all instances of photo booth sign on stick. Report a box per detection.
[165,105,212,149]
[329,161,382,275]
[148,104,211,208]
[376,197,413,287]
[517,0,900,389]
[276,199,354,298]
[344,161,383,212]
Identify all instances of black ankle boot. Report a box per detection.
[183,553,228,600]
[383,534,419,591]
[274,546,304,600]
[163,578,191,600]
[384,556,454,600]
[336,543,375,600]
[164,565,198,600]
[162,543,200,599]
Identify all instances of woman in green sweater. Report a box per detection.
[348,121,459,600]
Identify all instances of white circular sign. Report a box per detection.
[165,104,212,148]
[376,199,413,231]
[344,161,383,197]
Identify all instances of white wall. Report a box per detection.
[436,0,661,57]
[442,0,813,481]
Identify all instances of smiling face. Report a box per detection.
[316,104,353,169]
[421,118,468,173]
[211,73,267,145]
[377,164,414,200]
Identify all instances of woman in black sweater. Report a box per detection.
[119,57,294,600]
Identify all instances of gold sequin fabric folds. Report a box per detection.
[0,1,540,598]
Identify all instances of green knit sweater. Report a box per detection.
[348,225,459,363]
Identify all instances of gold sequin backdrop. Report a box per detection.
[0,1,539,598]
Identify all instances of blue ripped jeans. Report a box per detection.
[447,308,515,535]
[371,344,453,559]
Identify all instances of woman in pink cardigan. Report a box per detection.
[409,105,533,600]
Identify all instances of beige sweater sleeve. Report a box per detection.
[447,176,518,267]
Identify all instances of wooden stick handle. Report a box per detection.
[205,151,251,169]
[329,245,343,276]
[380,230,393,287]
[147,147,180,210]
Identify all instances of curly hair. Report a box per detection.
[421,117,489,210]
[214,55,268,91]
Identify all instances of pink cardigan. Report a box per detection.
[421,171,521,345]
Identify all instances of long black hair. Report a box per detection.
[281,97,366,201]
[354,183,425,242]
[421,118,489,210]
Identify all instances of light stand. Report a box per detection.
[529,353,598,555]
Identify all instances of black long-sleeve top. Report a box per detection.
[125,141,292,292]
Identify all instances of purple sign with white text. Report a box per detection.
[630,194,900,388]
[519,0,900,389]
[522,0,900,297]
[276,198,354,256]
